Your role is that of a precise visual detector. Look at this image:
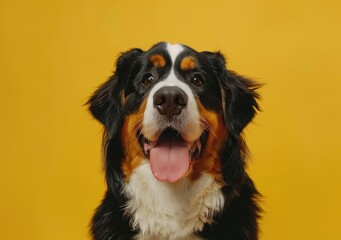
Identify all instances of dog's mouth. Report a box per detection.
[138,128,207,183]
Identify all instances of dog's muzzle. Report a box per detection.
[141,83,204,183]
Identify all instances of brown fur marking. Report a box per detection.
[121,99,148,180]
[190,100,227,182]
[180,56,197,71]
[150,54,166,68]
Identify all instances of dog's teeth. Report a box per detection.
[154,172,158,177]
[196,140,202,153]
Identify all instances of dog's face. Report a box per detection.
[88,42,260,183]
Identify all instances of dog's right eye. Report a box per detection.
[142,73,154,87]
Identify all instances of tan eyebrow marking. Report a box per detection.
[180,56,197,71]
[149,54,166,68]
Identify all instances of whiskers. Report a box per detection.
[200,116,217,139]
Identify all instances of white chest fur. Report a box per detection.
[124,161,225,240]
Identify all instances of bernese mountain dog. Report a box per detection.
[87,42,262,240]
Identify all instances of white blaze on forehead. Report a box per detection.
[166,43,184,64]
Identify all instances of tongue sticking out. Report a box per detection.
[150,131,190,183]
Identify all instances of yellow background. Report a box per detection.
[1,0,340,239]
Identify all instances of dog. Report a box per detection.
[87,42,261,240]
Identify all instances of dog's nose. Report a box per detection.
[153,86,188,119]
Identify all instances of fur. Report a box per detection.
[88,42,262,240]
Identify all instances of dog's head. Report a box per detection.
[88,42,260,185]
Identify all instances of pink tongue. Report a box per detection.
[150,133,189,183]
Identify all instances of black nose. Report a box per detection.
[153,86,188,119]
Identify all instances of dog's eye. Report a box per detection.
[191,74,204,87]
[142,73,154,87]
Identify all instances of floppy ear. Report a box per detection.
[203,51,261,137]
[87,48,143,137]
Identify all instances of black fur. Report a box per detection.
[87,42,262,240]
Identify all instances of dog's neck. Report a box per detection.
[123,160,224,240]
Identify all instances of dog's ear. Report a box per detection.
[87,48,143,136]
[202,51,261,137]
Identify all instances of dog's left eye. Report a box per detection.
[191,74,204,87]
[142,73,154,87]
